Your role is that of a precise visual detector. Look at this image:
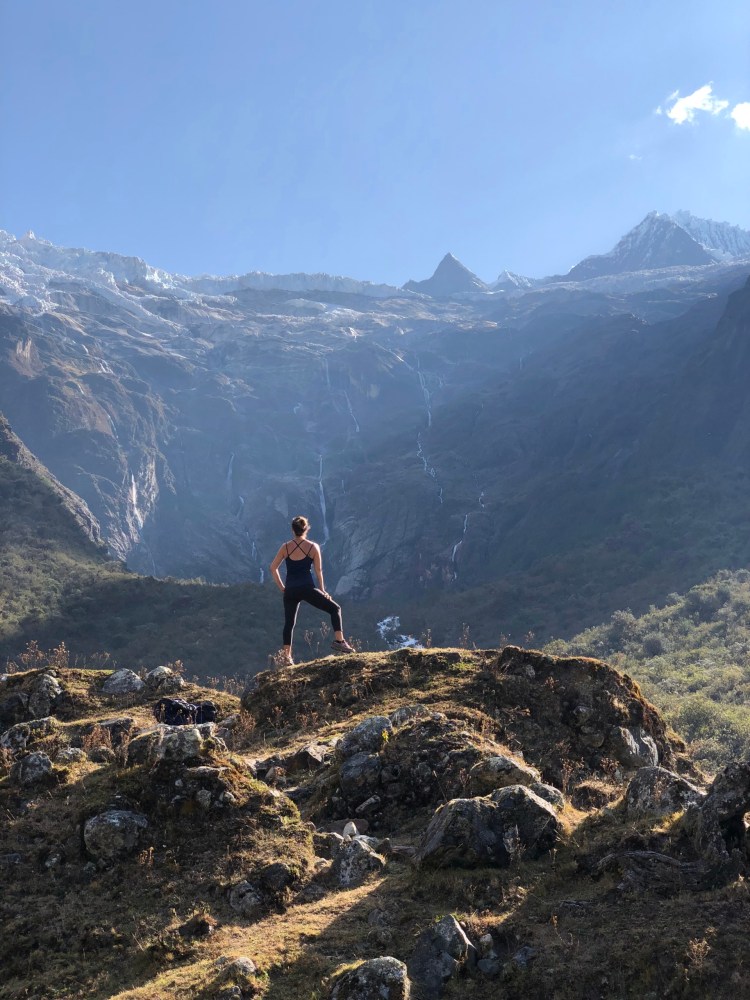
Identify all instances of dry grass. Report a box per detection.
[1,650,747,999]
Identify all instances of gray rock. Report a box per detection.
[0,691,29,727]
[407,914,475,998]
[414,798,507,868]
[530,782,566,809]
[489,785,561,859]
[127,725,168,765]
[512,945,536,969]
[330,956,410,999]
[101,669,145,697]
[286,741,331,773]
[332,837,386,887]
[89,746,116,764]
[83,810,148,861]
[340,752,382,801]
[144,665,185,694]
[1,716,57,753]
[228,880,263,918]
[157,727,207,763]
[389,705,432,728]
[611,726,659,768]
[10,752,53,786]
[625,766,705,817]
[355,795,382,817]
[216,956,257,986]
[468,754,541,795]
[55,746,87,764]
[28,674,64,718]
[338,717,393,760]
[477,958,502,976]
[415,786,561,868]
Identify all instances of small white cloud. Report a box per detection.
[666,84,729,124]
[730,102,750,130]
[628,153,642,161]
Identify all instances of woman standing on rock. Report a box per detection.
[270,515,354,666]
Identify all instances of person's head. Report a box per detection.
[291,515,310,537]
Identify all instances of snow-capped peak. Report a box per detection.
[669,210,750,262]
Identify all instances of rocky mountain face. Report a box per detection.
[560,211,750,282]
[2,645,749,999]
[0,222,749,645]
[403,252,488,297]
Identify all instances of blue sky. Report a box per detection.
[1,0,748,284]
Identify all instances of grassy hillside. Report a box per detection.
[3,647,749,999]
[547,570,750,771]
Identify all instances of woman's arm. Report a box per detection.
[269,546,286,593]
[312,544,327,594]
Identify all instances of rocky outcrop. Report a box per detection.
[101,669,145,697]
[1,716,58,753]
[338,717,393,759]
[330,957,411,999]
[83,810,148,862]
[331,837,386,887]
[407,915,476,999]
[9,752,53,787]
[625,766,704,817]
[414,786,561,868]
[468,754,541,795]
[144,665,185,694]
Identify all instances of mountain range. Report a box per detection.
[1,210,749,659]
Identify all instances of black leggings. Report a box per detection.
[283,587,342,645]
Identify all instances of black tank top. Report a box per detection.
[284,540,314,589]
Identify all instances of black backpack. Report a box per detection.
[153,697,217,726]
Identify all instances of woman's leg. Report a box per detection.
[303,588,344,639]
[283,591,303,652]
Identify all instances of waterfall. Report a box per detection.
[416,356,432,428]
[130,473,144,529]
[318,454,331,544]
[451,514,470,580]
[226,453,235,491]
[237,495,245,517]
[343,391,360,433]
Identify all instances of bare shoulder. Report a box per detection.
[310,541,322,555]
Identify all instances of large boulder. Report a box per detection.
[414,798,506,868]
[83,810,148,862]
[488,785,561,859]
[1,717,58,754]
[338,717,393,760]
[101,669,145,697]
[127,724,221,766]
[331,837,386,887]
[0,691,29,728]
[625,766,705,817]
[414,786,561,868]
[389,705,433,728]
[468,754,540,795]
[339,753,382,802]
[609,726,659,769]
[158,726,219,764]
[144,665,185,694]
[407,915,476,999]
[9,752,53,787]
[330,957,410,999]
[127,725,169,765]
[28,674,65,718]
